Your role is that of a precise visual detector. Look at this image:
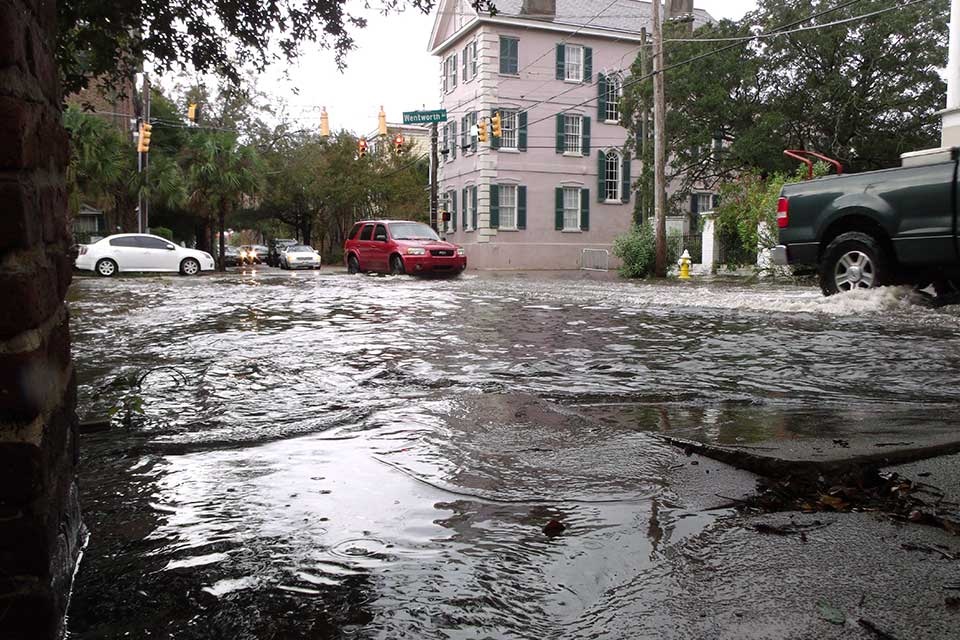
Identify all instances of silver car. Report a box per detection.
[279,245,322,270]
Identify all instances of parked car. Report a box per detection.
[343,220,466,276]
[279,245,322,270]
[221,245,239,267]
[773,148,960,297]
[267,238,298,266]
[237,245,263,265]
[75,234,215,277]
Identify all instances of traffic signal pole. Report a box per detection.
[143,73,151,233]
[430,123,438,232]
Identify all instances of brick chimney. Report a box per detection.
[521,0,556,17]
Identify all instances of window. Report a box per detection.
[604,75,622,122]
[374,224,388,241]
[563,188,581,231]
[500,110,518,149]
[141,236,173,250]
[564,44,583,82]
[462,40,478,81]
[441,124,449,157]
[444,53,458,92]
[463,186,474,230]
[564,115,582,155]
[691,192,714,215]
[348,223,363,240]
[604,151,622,202]
[499,36,518,74]
[499,184,517,230]
[109,236,140,247]
[470,111,478,151]
[359,224,374,241]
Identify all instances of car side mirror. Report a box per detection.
[166,244,175,250]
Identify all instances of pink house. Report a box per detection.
[428,0,713,270]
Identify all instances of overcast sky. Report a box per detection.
[259,1,758,136]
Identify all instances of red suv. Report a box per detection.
[343,220,467,276]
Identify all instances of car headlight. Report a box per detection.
[457,247,465,256]
[406,248,426,256]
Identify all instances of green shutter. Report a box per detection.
[491,108,499,150]
[555,114,564,154]
[462,46,468,82]
[451,190,457,230]
[472,187,478,229]
[597,73,607,120]
[472,112,478,151]
[621,153,632,204]
[462,188,468,228]
[582,116,591,155]
[517,186,527,230]
[452,53,457,87]
[489,184,500,229]
[555,44,565,80]
[580,188,590,231]
[584,47,592,82]
[597,150,606,201]
[518,111,527,151]
[451,122,457,159]
[499,37,509,74]
[555,188,564,230]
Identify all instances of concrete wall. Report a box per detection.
[0,0,84,637]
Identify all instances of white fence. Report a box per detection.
[580,248,610,272]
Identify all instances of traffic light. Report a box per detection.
[477,118,488,143]
[393,133,405,153]
[358,137,368,158]
[137,122,152,153]
[187,103,197,122]
[491,112,502,138]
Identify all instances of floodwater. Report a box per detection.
[65,269,960,639]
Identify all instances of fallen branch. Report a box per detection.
[858,618,898,640]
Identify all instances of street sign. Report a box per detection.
[403,109,447,124]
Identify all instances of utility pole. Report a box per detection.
[652,0,668,277]
[638,26,649,226]
[430,122,439,232]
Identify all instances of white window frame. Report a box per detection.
[563,187,581,231]
[499,184,518,230]
[604,151,622,202]
[446,190,456,233]
[465,186,474,231]
[564,114,582,156]
[564,44,583,82]
[445,54,458,93]
[500,110,518,150]
[604,74,622,122]
[694,192,713,214]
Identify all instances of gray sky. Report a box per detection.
[261,1,758,136]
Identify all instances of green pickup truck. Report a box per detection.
[772,148,959,297]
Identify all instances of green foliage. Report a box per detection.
[151,226,174,241]
[716,163,830,260]
[623,0,948,209]
[613,221,657,279]
[57,1,498,95]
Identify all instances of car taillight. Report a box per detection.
[79,246,87,255]
[777,197,789,228]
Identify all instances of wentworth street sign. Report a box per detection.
[403,109,447,125]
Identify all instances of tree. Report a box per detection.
[624,0,948,212]
[182,133,263,269]
[57,1,498,95]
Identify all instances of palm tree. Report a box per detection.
[183,132,263,270]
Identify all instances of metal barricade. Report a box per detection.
[580,248,610,272]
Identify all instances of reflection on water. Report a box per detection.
[66,271,960,638]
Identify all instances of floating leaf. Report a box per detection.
[816,599,845,625]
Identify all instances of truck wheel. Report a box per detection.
[819,232,889,296]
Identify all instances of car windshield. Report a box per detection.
[388,222,439,241]
[287,245,313,252]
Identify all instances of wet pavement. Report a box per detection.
[65,268,960,639]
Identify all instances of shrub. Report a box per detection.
[613,220,657,278]
[151,226,174,241]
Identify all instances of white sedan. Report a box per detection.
[75,234,216,277]
[279,245,322,270]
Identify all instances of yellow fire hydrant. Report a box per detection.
[678,249,692,280]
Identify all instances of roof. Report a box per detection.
[429,0,715,53]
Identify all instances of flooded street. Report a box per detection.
[65,270,960,639]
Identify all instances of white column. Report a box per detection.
[700,212,716,273]
[943,0,960,146]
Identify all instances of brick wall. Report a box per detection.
[0,0,84,638]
